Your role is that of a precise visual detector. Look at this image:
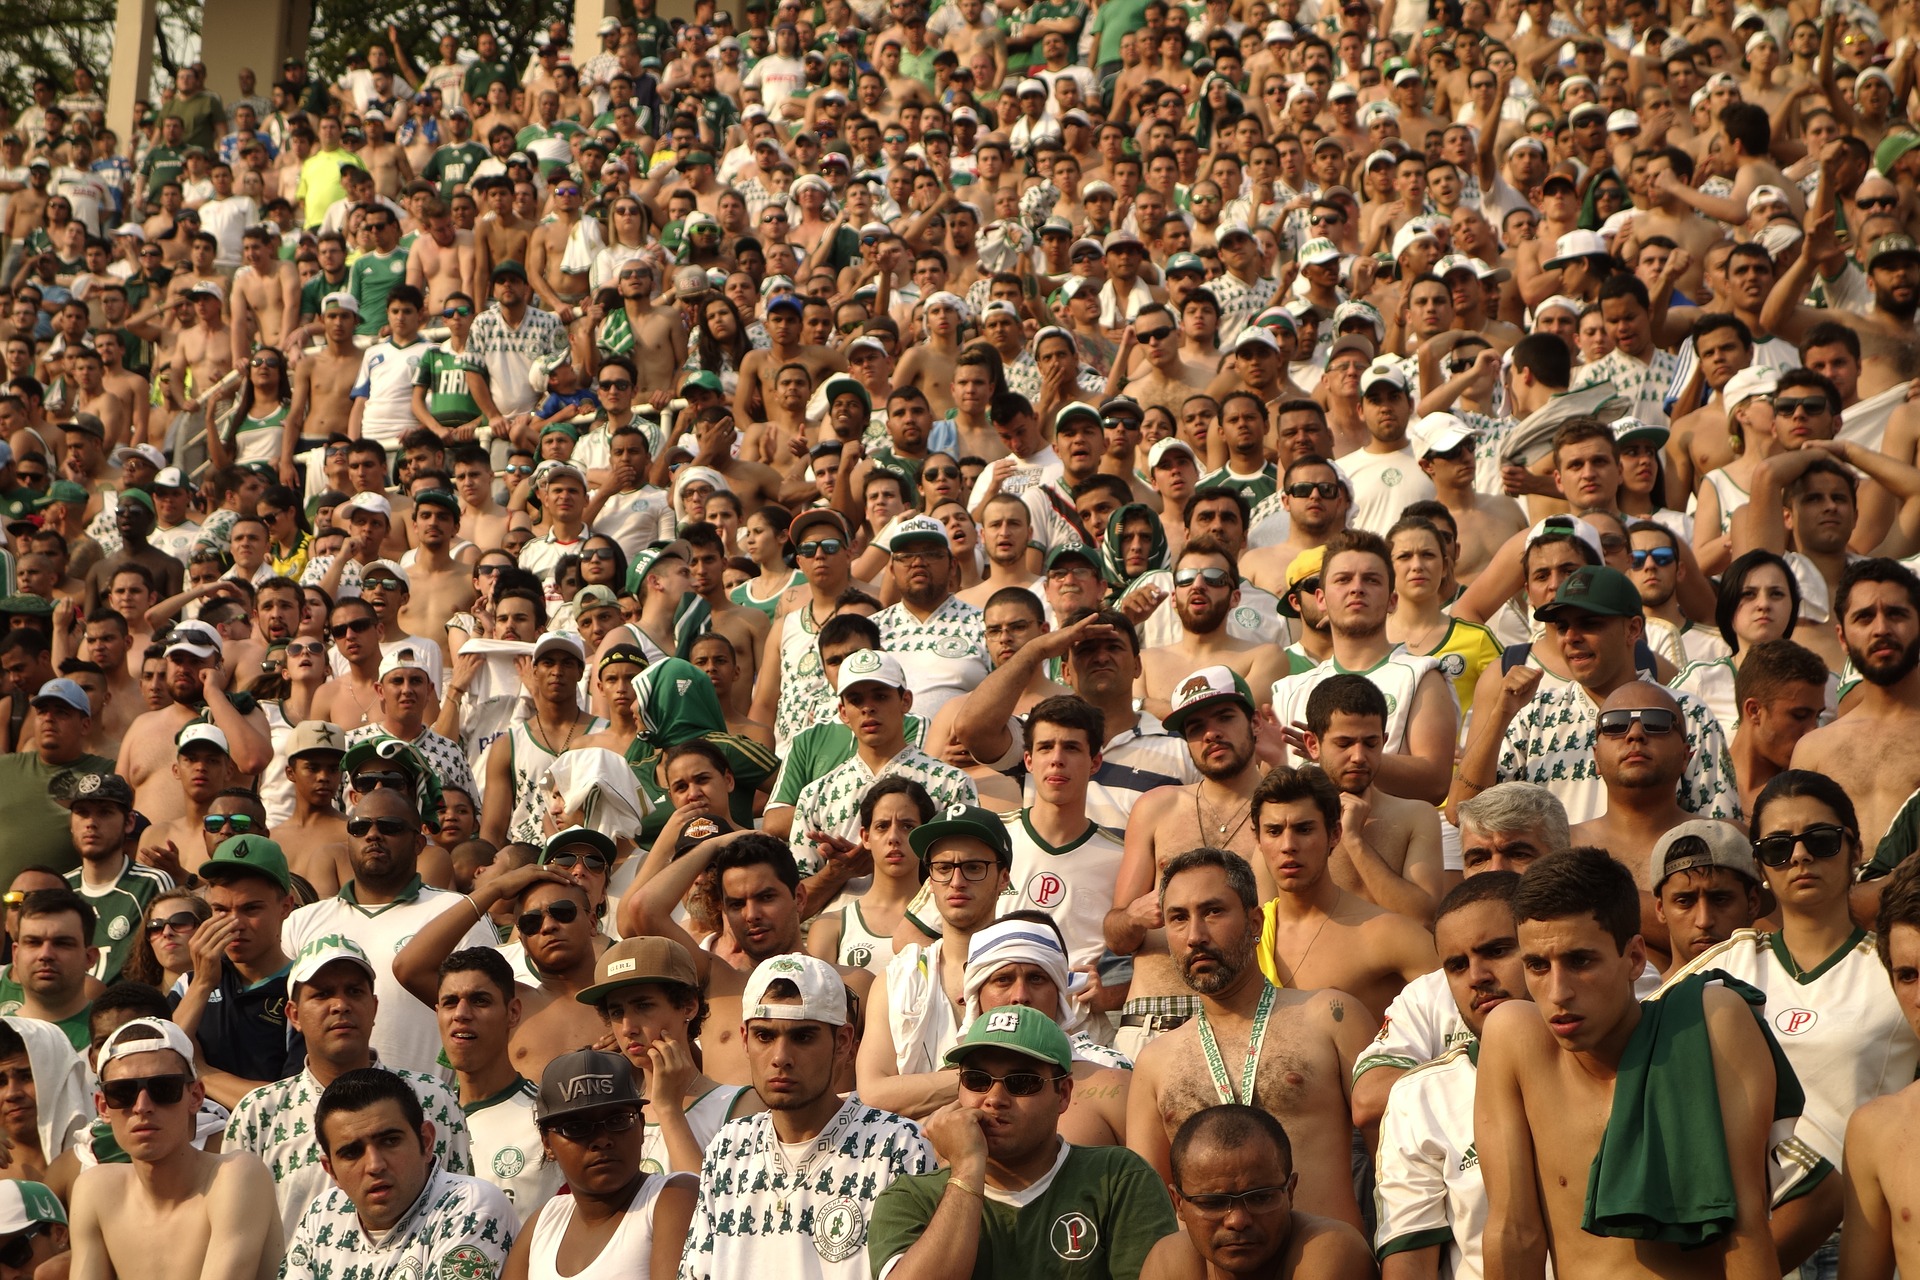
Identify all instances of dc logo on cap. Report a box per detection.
[985,1009,1022,1033]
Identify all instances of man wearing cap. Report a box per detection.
[1335,357,1439,537]
[574,935,761,1176]
[681,952,930,1279]
[1646,820,1764,975]
[786,648,977,886]
[1458,564,1738,825]
[872,516,990,721]
[289,290,366,440]
[72,1018,282,1280]
[468,255,567,424]
[59,772,170,983]
[226,933,471,1235]
[344,644,474,797]
[0,1181,69,1276]
[870,1002,1176,1278]
[136,720,240,875]
[171,832,300,1105]
[284,788,497,1076]
[0,678,113,879]
[481,631,608,847]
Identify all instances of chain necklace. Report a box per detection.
[1197,983,1276,1107]
[1275,912,1333,986]
[533,708,585,756]
[772,1101,856,1215]
[1194,782,1253,844]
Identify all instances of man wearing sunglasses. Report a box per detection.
[138,722,239,878]
[871,1004,1178,1280]
[1627,520,1723,668]
[284,790,496,1076]
[72,1019,283,1280]
[0,1181,69,1280]
[59,771,171,985]
[227,935,474,1236]
[1140,539,1291,725]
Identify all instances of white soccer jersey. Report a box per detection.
[1271,650,1442,768]
[463,1076,562,1218]
[1375,1044,1486,1280]
[352,337,434,445]
[998,808,1127,971]
[1667,928,1920,1164]
[283,1161,515,1280]
[1354,969,1471,1082]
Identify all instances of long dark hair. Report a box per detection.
[1750,769,1861,847]
[223,345,290,442]
[121,889,209,990]
[698,294,751,373]
[1716,549,1801,653]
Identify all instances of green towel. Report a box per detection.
[1583,970,1805,1248]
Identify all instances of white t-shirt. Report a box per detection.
[1333,445,1437,537]
[998,808,1127,971]
[351,337,435,446]
[464,1076,564,1218]
[1375,1044,1488,1279]
[198,194,260,266]
[743,56,808,112]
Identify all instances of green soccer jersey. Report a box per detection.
[868,1143,1179,1279]
[348,248,409,336]
[140,145,186,196]
[415,346,486,427]
[631,15,675,61]
[298,269,350,320]
[0,968,90,1049]
[422,141,488,200]
[69,859,173,984]
[1198,461,1279,507]
[1009,0,1088,71]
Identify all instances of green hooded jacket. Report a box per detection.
[1100,502,1171,594]
[623,658,778,843]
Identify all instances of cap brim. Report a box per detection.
[908,817,1008,862]
[1163,690,1253,733]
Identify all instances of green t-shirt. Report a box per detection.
[422,141,488,199]
[0,750,114,891]
[632,15,676,62]
[1009,0,1088,71]
[0,965,93,1049]
[415,346,486,426]
[299,268,350,320]
[1198,461,1279,507]
[1091,0,1152,65]
[462,59,518,103]
[67,859,172,983]
[139,145,186,196]
[159,90,223,150]
[348,248,409,336]
[771,715,927,808]
[868,1144,1179,1280]
[697,93,740,142]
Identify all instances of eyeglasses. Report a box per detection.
[928,858,997,882]
[1286,481,1340,500]
[599,378,633,390]
[328,616,377,639]
[957,1067,1059,1095]
[203,813,257,834]
[1773,395,1828,417]
[1175,567,1232,588]
[1047,563,1097,581]
[346,815,413,837]
[796,538,847,557]
[1594,706,1680,737]
[145,911,203,935]
[546,851,608,873]
[518,898,583,934]
[924,466,960,481]
[100,1073,190,1110]
[1177,1185,1293,1217]
[1135,326,1176,343]
[1630,547,1677,568]
[1754,822,1849,869]
[442,304,474,317]
[543,1108,641,1143]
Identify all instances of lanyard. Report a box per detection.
[1196,982,1275,1107]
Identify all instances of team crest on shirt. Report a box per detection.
[812,1194,866,1262]
[493,1147,526,1178]
[1232,607,1259,632]
[1051,1211,1099,1259]
[442,1245,494,1280]
[108,917,130,941]
[1775,1008,1818,1035]
[1439,653,1467,678]
[1382,469,1403,487]
[1383,694,1399,715]
[934,637,969,658]
[1025,870,1068,908]
[846,944,873,967]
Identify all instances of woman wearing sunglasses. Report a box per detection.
[1671,549,1836,733]
[207,345,292,475]
[123,890,208,994]
[1671,770,1920,1277]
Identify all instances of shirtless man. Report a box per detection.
[1252,763,1439,1025]
[287,295,363,441]
[1241,454,1351,596]
[1839,860,1920,1278]
[1138,540,1289,722]
[1796,559,1920,917]
[275,722,349,895]
[1105,667,1277,1058]
[1478,846,1782,1279]
[1122,304,1206,415]
[1300,675,1446,923]
[1763,191,1920,400]
[395,490,474,654]
[680,523,768,716]
[67,350,129,451]
[403,199,475,315]
[166,284,236,419]
[228,227,299,361]
[1410,406,1526,584]
[449,444,509,549]
[1127,848,1374,1230]
[682,408,785,513]
[93,331,152,448]
[733,295,846,425]
[889,291,964,420]
[70,1018,280,1280]
[472,175,534,294]
[525,180,588,315]
[116,622,271,827]
[600,260,687,405]
[954,497,1041,609]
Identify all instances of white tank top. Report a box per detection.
[773,606,833,754]
[1702,468,1748,535]
[638,1084,752,1175]
[527,1169,692,1280]
[835,902,893,975]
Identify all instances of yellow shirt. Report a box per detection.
[1407,617,1502,722]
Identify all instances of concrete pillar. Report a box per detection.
[105,0,158,145]
[575,0,622,47]
[199,0,301,113]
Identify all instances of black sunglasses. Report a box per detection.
[145,910,203,935]
[1286,481,1340,500]
[346,814,411,836]
[203,813,257,834]
[546,851,609,873]
[1630,547,1677,568]
[518,898,583,935]
[0,1227,46,1270]
[1595,707,1680,737]
[581,546,618,561]
[599,378,633,390]
[923,466,960,481]
[328,616,377,639]
[543,1107,641,1143]
[1774,395,1828,417]
[99,1073,190,1110]
[796,538,846,557]
[1754,823,1849,869]
[957,1067,1059,1096]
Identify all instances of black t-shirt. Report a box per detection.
[200,956,302,1084]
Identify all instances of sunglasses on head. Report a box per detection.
[145,910,202,935]
[546,851,608,873]
[1175,566,1232,588]
[100,1073,190,1110]
[346,814,411,836]
[796,538,846,557]
[957,1067,1059,1095]
[203,813,257,834]
[518,897,582,935]
[1595,706,1680,737]
[1774,395,1827,417]
[1754,822,1849,869]
[328,616,376,639]
[543,1107,641,1143]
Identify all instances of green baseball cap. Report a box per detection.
[45,480,88,506]
[119,487,155,513]
[201,834,292,892]
[540,421,579,440]
[1044,543,1100,573]
[0,594,53,617]
[1533,565,1645,623]
[1869,233,1920,269]
[1876,132,1920,177]
[1164,251,1207,276]
[411,488,460,515]
[907,802,1014,866]
[822,374,871,412]
[682,370,724,394]
[943,1003,1074,1071]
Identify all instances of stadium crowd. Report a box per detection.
[6,0,1920,1274]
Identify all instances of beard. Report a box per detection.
[1195,732,1256,780]
[1182,929,1257,995]
[1178,591,1233,635]
[1851,633,1920,688]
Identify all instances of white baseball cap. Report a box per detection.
[1359,359,1410,396]
[1412,413,1475,456]
[1149,438,1198,469]
[833,647,909,695]
[99,1017,198,1073]
[176,722,232,754]
[377,645,432,681]
[341,491,392,518]
[1724,365,1780,411]
[742,953,850,1026]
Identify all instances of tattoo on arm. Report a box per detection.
[1330,999,1344,1022]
